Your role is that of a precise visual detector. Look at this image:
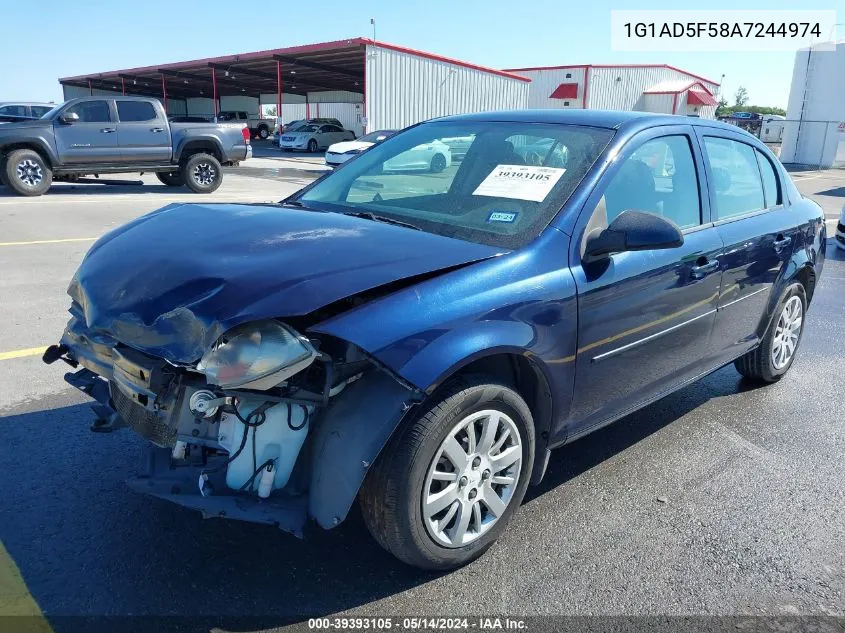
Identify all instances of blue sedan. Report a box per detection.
[46,110,826,571]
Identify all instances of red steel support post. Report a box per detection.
[212,67,218,118]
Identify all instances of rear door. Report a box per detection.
[115,100,171,164]
[697,131,799,361]
[566,126,724,439]
[53,100,121,164]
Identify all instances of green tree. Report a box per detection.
[734,86,749,107]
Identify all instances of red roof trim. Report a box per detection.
[502,63,719,86]
[643,81,714,96]
[549,82,579,99]
[60,37,531,84]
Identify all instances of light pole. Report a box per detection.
[370,18,376,41]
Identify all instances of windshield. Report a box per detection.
[296,120,614,248]
[359,130,396,143]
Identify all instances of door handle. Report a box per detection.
[100,128,116,133]
[691,259,720,279]
[773,235,792,251]
[150,127,165,132]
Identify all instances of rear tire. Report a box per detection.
[4,149,52,196]
[156,171,185,187]
[258,125,269,139]
[359,374,534,570]
[735,282,807,383]
[181,153,222,194]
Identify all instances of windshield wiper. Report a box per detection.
[341,210,421,231]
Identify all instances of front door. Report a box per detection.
[566,127,724,440]
[697,132,800,361]
[115,99,172,163]
[53,100,121,164]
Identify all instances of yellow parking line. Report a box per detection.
[0,237,96,247]
[0,347,46,361]
[0,541,52,631]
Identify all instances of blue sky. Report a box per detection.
[0,0,838,108]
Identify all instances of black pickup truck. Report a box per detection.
[0,97,252,196]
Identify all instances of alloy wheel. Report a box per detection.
[772,295,803,370]
[16,159,43,187]
[422,409,522,548]
[192,162,216,186]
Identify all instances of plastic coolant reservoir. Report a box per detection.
[217,397,311,493]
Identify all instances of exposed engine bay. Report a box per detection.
[46,307,419,536]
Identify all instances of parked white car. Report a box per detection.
[279,123,356,152]
[836,204,845,251]
[384,140,452,173]
[325,130,396,167]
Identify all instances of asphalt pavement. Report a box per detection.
[0,162,842,632]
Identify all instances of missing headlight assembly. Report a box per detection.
[45,317,419,536]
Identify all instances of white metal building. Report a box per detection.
[59,38,530,136]
[780,40,845,168]
[502,64,720,118]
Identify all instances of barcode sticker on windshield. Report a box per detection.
[473,165,566,202]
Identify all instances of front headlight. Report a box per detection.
[197,320,318,390]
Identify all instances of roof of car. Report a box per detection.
[438,109,744,133]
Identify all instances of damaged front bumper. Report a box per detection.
[45,316,420,537]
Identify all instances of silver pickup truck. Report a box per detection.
[0,96,252,196]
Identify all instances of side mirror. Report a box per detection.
[584,210,684,263]
[60,111,80,124]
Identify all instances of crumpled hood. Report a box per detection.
[68,202,500,363]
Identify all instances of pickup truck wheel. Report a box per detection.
[359,374,534,570]
[5,149,52,196]
[735,283,807,383]
[258,126,269,139]
[181,153,222,193]
[156,171,185,187]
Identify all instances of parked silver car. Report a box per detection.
[279,123,356,152]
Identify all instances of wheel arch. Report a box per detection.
[423,348,555,484]
[175,138,224,163]
[1,141,56,168]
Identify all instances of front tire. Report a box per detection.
[735,282,807,383]
[307,139,318,153]
[359,375,534,570]
[430,153,447,173]
[181,153,222,194]
[4,149,52,196]
[156,171,185,187]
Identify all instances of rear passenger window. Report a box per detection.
[703,137,765,220]
[599,135,701,230]
[756,150,781,208]
[65,100,111,123]
[117,101,157,122]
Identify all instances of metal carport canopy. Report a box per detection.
[57,37,529,115]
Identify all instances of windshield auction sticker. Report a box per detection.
[473,165,566,203]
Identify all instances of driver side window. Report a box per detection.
[593,135,702,232]
[65,100,112,123]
